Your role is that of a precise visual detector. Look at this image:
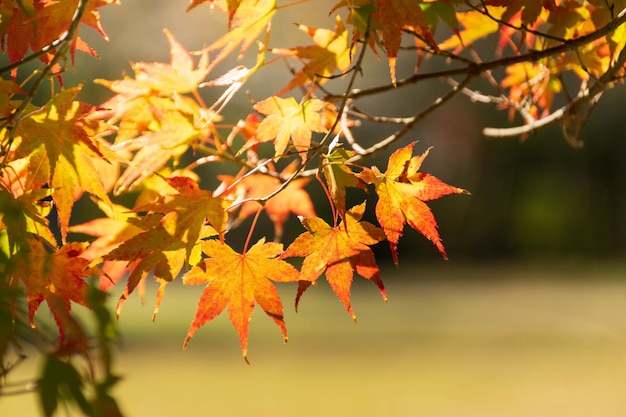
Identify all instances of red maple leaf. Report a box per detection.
[2,0,116,69]
[15,240,101,343]
[357,142,469,263]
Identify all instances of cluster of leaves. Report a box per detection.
[1,0,626,415]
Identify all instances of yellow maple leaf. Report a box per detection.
[205,0,276,71]
[272,14,352,95]
[253,96,327,159]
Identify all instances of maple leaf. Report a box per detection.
[281,203,386,320]
[202,0,276,71]
[113,102,201,194]
[2,0,117,68]
[485,0,553,26]
[186,0,242,27]
[137,176,229,252]
[321,147,365,220]
[220,169,315,241]
[182,238,300,362]
[271,14,352,95]
[335,0,437,85]
[357,143,469,264]
[15,239,101,343]
[69,201,144,288]
[104,176,226,318]
[501,62,555,119]
[438,9,502,52]
[0,186,56,249]
[97,30,209,96]
[90,88,205,194]
[253,96,327,159]
[12,86,111,242]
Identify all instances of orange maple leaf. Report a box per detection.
[182,238,300,362]
[357,143,469,264]
[69,201,144,289]
[271,14,352,95]
[335,0,436,85]
[281,203,386,320]
[253,96,327,158]
[187,0,242,28]
[220,170,315,241]
[15,240,101,342]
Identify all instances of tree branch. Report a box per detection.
[300,75,473,177]
[484,30,626,139]
[326,8,626,101]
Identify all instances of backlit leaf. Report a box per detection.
[220,169,315,241]
[204,0,276,70]
[253,96,327,159]
[13,86,111,242]
[183,238,300,362]
[357,143,469,264]
[272,14,352,95]
[282,203,386,320]
[16,240,101,342]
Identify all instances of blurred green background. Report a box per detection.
[3,1,626,416]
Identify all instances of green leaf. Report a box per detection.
[39,355,93,417]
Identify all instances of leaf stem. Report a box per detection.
[243,206,263,253]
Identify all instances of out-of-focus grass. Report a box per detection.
[3,262,626,416]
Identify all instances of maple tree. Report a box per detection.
[1,0,626,415]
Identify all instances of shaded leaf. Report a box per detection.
[39,355,92,417]
[321,147,364,220]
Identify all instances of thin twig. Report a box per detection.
[469,0,567,43]
[300,75,474,177]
